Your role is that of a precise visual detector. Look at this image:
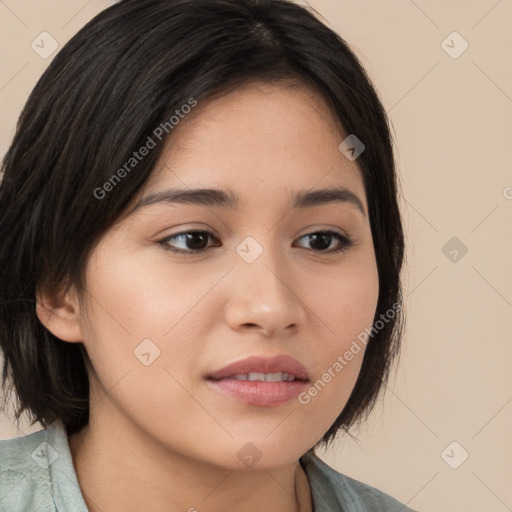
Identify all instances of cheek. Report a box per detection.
[294,251,379,417]
[77,250,211,432]
[312,249,380,349]
[78,241,238,421]
[82,243,217,342]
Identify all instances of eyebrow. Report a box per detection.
[129,186,366,217]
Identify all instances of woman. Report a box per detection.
[0,1,413,510]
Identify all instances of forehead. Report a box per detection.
[142,80,366,207]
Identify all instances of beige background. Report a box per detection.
[1,1,511,511]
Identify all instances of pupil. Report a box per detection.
[310,233,331,251]
[187,233,208,250]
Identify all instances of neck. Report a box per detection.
[68,412,313,512]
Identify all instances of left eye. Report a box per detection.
[157,229,353,255]
[294,231,353,253]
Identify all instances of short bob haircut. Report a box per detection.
[0,0,405,446]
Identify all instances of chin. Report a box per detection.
[201,435,314,471]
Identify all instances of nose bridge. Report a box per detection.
[235,233,287,295]
[225,232,306,333]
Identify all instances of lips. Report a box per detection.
[206,354,309,382]
[206,355,310,406]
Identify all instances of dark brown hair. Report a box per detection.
[0,0,405,448]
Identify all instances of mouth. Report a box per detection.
[213,371,303,382]
[205,355,310,406]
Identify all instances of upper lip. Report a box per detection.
[207,354,309,381]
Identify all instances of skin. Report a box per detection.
[37,80,379,512]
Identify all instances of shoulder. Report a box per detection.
[0,420,87,512]
[300,450,418,512]
[0,424,57,511]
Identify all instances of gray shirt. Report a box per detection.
[0,420,417,511]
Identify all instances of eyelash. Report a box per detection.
[157,229,353,256]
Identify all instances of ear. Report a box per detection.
[36,283,84,342]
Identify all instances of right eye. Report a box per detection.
[157,230,221,255]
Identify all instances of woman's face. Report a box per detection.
[74,81,379,468]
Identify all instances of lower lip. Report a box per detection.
[206,378,309,406]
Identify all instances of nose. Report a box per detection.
[223,243,308,338]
